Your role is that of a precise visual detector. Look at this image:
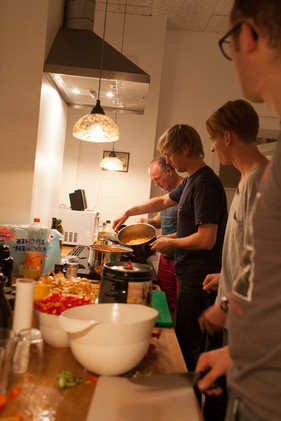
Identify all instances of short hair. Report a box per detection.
[157,124,205,159]
[206,99,259,143]
[231,0,281,50]
[150,157,174,172]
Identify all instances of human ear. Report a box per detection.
[241,22,258,56]
[224,131,231,145]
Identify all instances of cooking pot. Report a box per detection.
[99,261,153,306]
[117,223,156,261]
[89,244,133,277]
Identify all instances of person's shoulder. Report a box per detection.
[196,165,221,183]
[246,165,267,185]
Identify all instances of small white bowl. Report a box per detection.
[59,303,158,375]
[34,310,69,348]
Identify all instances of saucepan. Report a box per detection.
[117,223,157,261]
[89,244,133,276]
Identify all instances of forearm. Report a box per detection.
[172,225,217,250]
[125,196,174,218]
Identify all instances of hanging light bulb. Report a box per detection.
[72,0,120,143]
[100,140,123,171]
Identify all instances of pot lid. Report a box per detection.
[90,244,132,253]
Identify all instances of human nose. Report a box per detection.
[211,145,215,153]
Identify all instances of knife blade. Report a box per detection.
[187,370,226,389]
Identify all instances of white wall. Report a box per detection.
[31,76,67,226]
[0,0,49,225]
[155,30,278,172]
[1,3,279,228]
[59,13,167,224]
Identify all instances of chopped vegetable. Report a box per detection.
[86,375,98,384]
[9,386,21,400]
[34,292,93,315]
[56,370,87,390]
[0,393,7,411]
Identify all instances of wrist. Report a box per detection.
[219,296,229,313]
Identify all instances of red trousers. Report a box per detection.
[157,255,178,311]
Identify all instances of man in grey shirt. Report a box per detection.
[199,99,268,339]
[198,99,268,421]
[196,1,281,421]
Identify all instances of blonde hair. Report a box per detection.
[206,99,259,143]
[157,124,204,158]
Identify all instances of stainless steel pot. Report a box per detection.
[117,223,156,261]
[89,244,133,277]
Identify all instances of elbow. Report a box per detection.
[203,238,216,250]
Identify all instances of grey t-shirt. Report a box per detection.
[216,166,266,302]
[228,139,281,421]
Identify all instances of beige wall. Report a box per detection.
[0,2,279,228]
[59,13,167,224]
[0,0,49,224]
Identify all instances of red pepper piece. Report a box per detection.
[9,385,21,400]
[0,393,7,411]
[86,375,99,383]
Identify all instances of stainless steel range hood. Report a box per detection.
[44,0,150,114]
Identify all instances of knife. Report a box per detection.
[187,370,226,389]
[127,371,226,390]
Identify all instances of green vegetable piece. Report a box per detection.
[66,381,77,387]
[75,377,86,384]
[57,377,67,390]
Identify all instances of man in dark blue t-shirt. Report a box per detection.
[113,124,227,371]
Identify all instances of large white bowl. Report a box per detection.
[34,310,69,348]
[58,303,158,375]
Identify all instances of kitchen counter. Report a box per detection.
[1,326,204,420]
[5,247,203,420]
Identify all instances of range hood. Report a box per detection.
[44,0,150,114]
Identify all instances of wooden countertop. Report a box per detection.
[5,246,203,420]
[1,327,197,420]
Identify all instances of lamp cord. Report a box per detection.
[120,0,128,54]
[98,0,109,101]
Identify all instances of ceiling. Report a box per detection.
[96,0,233,34]
[48,0,233,112]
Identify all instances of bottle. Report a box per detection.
[0,273,12,328]
[56,219,64,250]
[97,222,107,241]
[23,218,45,280]
[0,245,13,289]
[103,220,115,242]
[51,217,57,229]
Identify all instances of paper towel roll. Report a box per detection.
[12,278,35,334]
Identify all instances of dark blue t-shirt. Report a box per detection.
[169,166,227,286]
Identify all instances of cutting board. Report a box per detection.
[152,290,173,327]
[86,374,202,421]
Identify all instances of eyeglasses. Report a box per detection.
[218,21,258,61]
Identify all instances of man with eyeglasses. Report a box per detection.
[196,1,281,421]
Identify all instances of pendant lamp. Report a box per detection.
[72,0,120,143]
[100,142,123,171]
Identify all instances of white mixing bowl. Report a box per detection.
[34,310,69,348]
[58,303,158,375]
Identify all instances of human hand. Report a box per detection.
[198,303,227,335]
[202,273,220,293]
[150,235,173,253]
[196,346,233,395]
[112,213,129,231]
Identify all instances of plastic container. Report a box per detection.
[23,218,45,280]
